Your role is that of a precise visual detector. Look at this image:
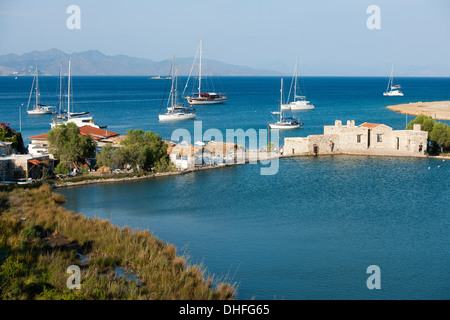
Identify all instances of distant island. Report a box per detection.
[0,48,281,77]
[386,101,450,120]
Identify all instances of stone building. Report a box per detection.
[284,120,428,157]
[0,154,52,181]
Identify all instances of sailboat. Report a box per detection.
[383,65,404,96]
[269,78,302,130]
[51,60,103,128]
[159,57,196,121]
[281,55,315,111]
[26,67,56,115]
[183,40,227,105]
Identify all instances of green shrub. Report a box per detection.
[54,163,70,176]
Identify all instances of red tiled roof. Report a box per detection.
[78,126,119,139]
[28,133,48,140]
[360,123,381,129]
[28,126,118,141]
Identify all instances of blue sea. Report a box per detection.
[1,76,449,299]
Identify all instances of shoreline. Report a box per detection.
[51,162,245,188]
[49,152,448,189]
[386,101,450,120]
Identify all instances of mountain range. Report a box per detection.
[0,49,281,77]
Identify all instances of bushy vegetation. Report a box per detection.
[54,163,70,176]
[96,129,174,173]
[47,123,96,169]
[0,122,26,154]
[0,184,235,300]
[407,114,450,153]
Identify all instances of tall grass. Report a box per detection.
[0,184,236,300]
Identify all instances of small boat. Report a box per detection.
[26,67,56,115]
[16,178,36,185]
[183,40,227,105]
[269,78,302,130]
[281,55,314,111]
[159,56,196,122]
[383,65,404,96]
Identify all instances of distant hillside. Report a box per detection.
[0,49,281,76]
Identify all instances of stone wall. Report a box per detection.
[283,120,428,157]
[0,159,26,180]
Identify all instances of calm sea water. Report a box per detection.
[1,76,449,299]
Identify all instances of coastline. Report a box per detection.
[386,101,450,120]
[49,152,447,189]
[51,162,245,188]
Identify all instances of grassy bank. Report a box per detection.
[0,184,236,300]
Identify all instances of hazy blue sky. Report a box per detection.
[1,0,449,76]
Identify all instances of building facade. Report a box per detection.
[284,120,428,157]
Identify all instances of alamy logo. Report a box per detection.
[67,265,81,289]
[171,121,280,176]
[366,265,381,289]
[66,5,81,30]
[366,5,381,30]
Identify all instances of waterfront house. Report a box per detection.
[169,144,204,169]
[203,141,239,165]
[284,120,428,157]
[0,154,52,181]
[168,141,239,169]
[28,126,120,157]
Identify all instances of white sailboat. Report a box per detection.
[159,57,196,121]
[26,67,56,115]
[183,40,227,105]
[51,60,102,128]
[281,55,315,111]
[383,65,404,96]
[269,78,302,130]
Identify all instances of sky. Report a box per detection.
[0,0,449,76]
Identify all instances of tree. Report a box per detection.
[96,143,119,169]
[429,122,450,153]
[54,162,70,176]
[47,122,96,168]
[406,114,434,133]
[117,129,169,171]
[0,122,26,153]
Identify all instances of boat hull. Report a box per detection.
[383,90,404,96]
[186,97,227,105]
[290,102,315,111]
[159,112,196,121]
[269,123,301,130]
[51,116,100,128]
[27,106,55,115]
[27,109,54,115]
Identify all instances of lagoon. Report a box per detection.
[57,155,450,299]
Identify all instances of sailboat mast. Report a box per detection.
[294,55,298,100]
[35,67,39,108]
[58,62,62,115]
[391,65,395,90]
[280,78,283,122]
[171,56,175,110]
[68,59,71,119]
[387,65,393,92]
[198,40,202,96]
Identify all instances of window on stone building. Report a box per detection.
[377,134,382,143]
[357,134,362,143]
